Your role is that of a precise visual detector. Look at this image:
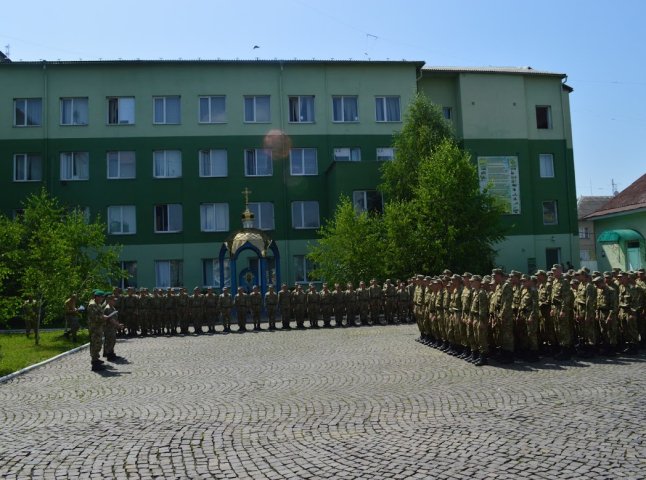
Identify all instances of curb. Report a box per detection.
[0,342,90,385]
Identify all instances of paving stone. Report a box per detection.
[1,325,645,479]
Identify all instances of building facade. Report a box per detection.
[0,60,578,288]
[577,195,613,271]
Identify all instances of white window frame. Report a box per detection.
[154,204,183,233]
[542,200,558,226]
[289,148,318,176]
[536,105,552,130]
[107,151,136,179]
[376,147,395,161]
[198,96,227,124]
[107,205,137,235]
[199,149,228,177]
[107,97,135,125]
[333,147,361,162]
[153,150,182,178]
[539,153,555,178]
[60,152,89,181]
[60,97,89,126]
[200,203,230,232]
[202,258,231,288]
[293,255,315,284]
[288,95,315,123]
[153,96,181,124]
[248,202,275,230]
[291,201,320,230]
[375,96,401,122]
[243,95,270,123]
[155,260,183,288]
[244,149,273,177]
[119,260,138,289]
[14,98,42,127]
[13,154,42,182]
[352,190,383,214]
[332,95,359,122]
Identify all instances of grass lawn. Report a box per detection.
[0,329,90,377]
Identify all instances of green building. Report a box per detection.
[0,59,578,289]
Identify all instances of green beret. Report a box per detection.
[93,289,105,296]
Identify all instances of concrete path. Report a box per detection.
[1,325,644,479]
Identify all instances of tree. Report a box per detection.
[3,189,125,344]
[380,93,455,202]
[307,196,385,285]
[0,216,24,326]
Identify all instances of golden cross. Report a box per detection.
[242,187,252,205]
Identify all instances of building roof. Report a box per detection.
[422,66,566,77]
[585,173,646,220]
[577,196,614,219]
[0,51,10,63]
[0,58,425,67]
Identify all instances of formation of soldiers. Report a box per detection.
[413,265,646,366]
[103,279,415,337]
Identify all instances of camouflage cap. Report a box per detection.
[462,272,473,278]
[592,270,601,276]
[482,275,492,283]
[451,274,462,281]
[471,275,482,282]
[603,271,612,278]
[535,270,547,276]
[612,267,621,272]
[592,276,604,283]
[442,269,453,276]
[530,275,537,281]
[424,276,432,281]
[492,268,504,276]
[638,268,646,274]
[510,270,522,277]
[551,264,562,270]
[521,274,530,280]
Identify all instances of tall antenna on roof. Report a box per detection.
[4,45,9,57]
[611,179,619,196]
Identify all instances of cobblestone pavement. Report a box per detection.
[1,325,645,479]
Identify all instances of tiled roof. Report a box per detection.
[585,173,646,219]
[577,196,614,219]
[422,66,566,77]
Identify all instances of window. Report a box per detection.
[60,152,89,180]
[579,227,590,239]
[60,97,88,125]
[539,153,554,178]
[542,200,558,225]
[200,203,229,232]
[153,96,181,124]
[536,106,552,129]
[376,147,395,161]
[120,261,138,289]
[292,201,320,229]
[154,204,183,233]
[153,150,182,178]
[375,96,401,122]
[294,255,315,284]
[288,96,315,123]
[333,147,361,162]
[580,249,591,262]
[199,96,226,123]
[199,149,227,177]
[353,190,383,214]
[108,206,136,235]
[289,148,317,175]
[248,202,274,230]
[107,97,135,125]
[244,95,270,122]
[13,154,42,181]
[244,149,273,176]
[332,96,358,122]
[202,258,231,288]
[107,151,136,179]
[14,98,42,126]
[442,106,452,120]
[155,260,183,288]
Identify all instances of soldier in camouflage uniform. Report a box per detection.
[319,283,333,328]
[122,287,138,337]
[248,285,262,331]
[103,293,124,361]
[264,284,278,330]
[517,274,539,362]
[575,270,597,356]
[332,283,346,327]
[460,273,474,360]
[292,284,307,329]
[277,284,291,329]
[492,269,514,363]
[469,275,489,366]
[383,279,397,324]
[412,275,425,336]
[234,287,248,333]
[447,275,463,355]
[189,287,204,334]
[151,289,163,335]
[356,281,371,326]
[550,264,574,360]
[536,270,555,353]
[204,287,219,333]
[617,273,639,354]
[164,289,176,335]
[177,288,190,335]
[397,281,410,324]
[636,269,646,348]
[345,283,358,327]
[219,287,233,333]
[368,279,382,325]
[306,283,321,328]
[88,291,107,371]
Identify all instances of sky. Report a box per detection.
[1,0,644,197]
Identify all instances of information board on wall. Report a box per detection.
[477,156,521,215]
